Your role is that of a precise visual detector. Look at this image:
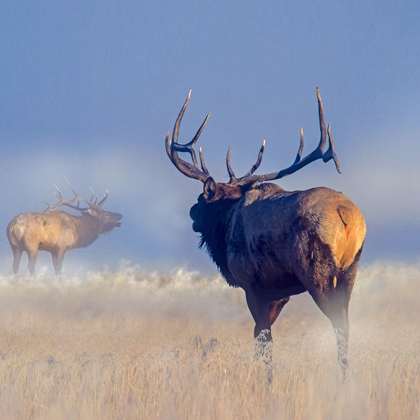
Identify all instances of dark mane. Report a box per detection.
[198,198,241,287]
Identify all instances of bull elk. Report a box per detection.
[165,88,366,373]
[7,180,122,276]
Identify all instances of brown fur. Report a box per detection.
[190,179,366,370]
[7,209,122,276]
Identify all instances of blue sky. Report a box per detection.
[0,1,419,274]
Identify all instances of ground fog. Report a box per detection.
[0,261,418,419]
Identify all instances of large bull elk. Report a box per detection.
[7,180,122,276]
[165,88,366,373]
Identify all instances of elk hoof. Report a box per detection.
[256,329,272,343]
[254,330,273,363]
[334,328,349,380]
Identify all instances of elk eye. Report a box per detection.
[105,213,110,218]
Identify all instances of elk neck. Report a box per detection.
[198,197,242,287]
[72,214,104,248]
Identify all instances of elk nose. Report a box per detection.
[189,205,197,220]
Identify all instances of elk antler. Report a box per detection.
[43,178,109,213]
[227,87,341,186]
[64,178,109,209]
[226,140,266,184]
[165,91,212,182]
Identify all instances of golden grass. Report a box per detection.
[0,262,419,419]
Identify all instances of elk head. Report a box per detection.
[165,88,341,233]
[43,179,122,233]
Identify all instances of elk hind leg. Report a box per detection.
[52,251,65,277]
[332,247,364,374]
[296,237,364,376]
[304,279,350,377]
[27,248,39,276]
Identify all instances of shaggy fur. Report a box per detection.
[190,179,366,372]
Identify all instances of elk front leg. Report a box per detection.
[246,290,290,342]
[246,290,290,364]
[11,246,23,274]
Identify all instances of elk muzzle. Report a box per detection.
[189,203,201,232]
[105,211,123,229]
[114,213,123,227]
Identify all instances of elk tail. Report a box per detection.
[336,205,366,270]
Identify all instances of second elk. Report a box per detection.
[7,180,122,276]
[165,88,366,374]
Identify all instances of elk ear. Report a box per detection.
[203,177,217,201]
[85,208,98,217]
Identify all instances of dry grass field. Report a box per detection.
[0,261,418,420]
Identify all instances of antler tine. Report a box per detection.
[187,113,210,169]
[323,125,342,173]
[88,187,99,205]
[286,87,326,166]
[64,177,87,204]
[172,90,199,169]
[171,112,210,169]
[172,90,191,146]
[65,177,103,208]
[199,147,210,175]
[244,139,266,176]
[64,177,78,197]
[316,86,327,153]
[86,187,99,206]
[226,140,266,185]
[53,184,62,199]
[285,87,326,167]
[97,189,109,208]
[42,197,57,213]
[165,91,212,183]
[275,87,327,170]
[53,184,77,208]
[293,130,304,164]
[226,147,237,183]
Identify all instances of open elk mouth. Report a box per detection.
[115,222,122,227]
